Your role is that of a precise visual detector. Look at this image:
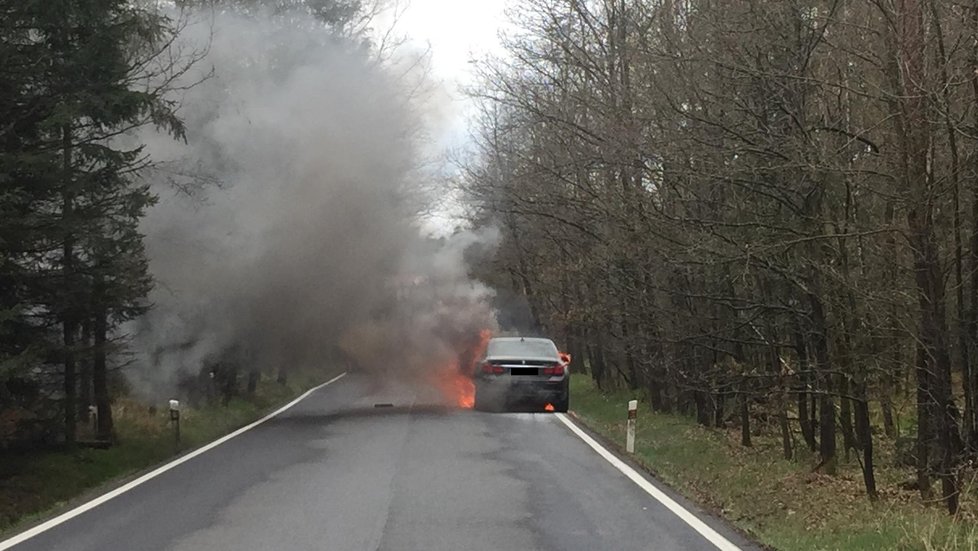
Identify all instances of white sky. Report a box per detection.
[396,0,508,83]
[392,0,510,148]
[380,0,512,233]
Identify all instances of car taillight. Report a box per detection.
[543,364,565,376]
[481,362,504,375]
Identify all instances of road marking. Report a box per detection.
[555,412,743,551]
[0,372,347,550]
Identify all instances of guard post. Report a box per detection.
[169,399,181,451]
[626,399,637,453]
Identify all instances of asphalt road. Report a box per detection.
[4,373,759,551]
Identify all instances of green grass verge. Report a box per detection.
[568,376,977,551]
[0,370,332,537]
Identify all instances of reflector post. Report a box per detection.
[626,399,637,453]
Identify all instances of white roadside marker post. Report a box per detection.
[626,399,637,453]
[88,404,98,433]
[169,399,181,451]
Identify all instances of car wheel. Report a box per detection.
[474,387,491,411]
[552,391,569,413]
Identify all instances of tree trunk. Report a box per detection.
[620,312,639,391]
[902,0,960,515]
[247,369,260,394]
[880,376,897,439]
[714,390,725,429]
[854,382,878,501]
[793,323,817,451]
[915,344,933,500]
[61,124,76,446]
[78,319,92,423]
[811,388,819,439]
[223,366,238,406]
[780,400,793,460]
[567,323,587,383]
[589,330,609,391]
[952,64,975,461]
[740,381,752,447]
[772,341,792,460]
[62,317,77,445]
[967,1,978,453]
[818,392,836,473]
[932,0,976,456]
[93,287,113,441]
[810,292,836,472]
[694,390,711,426]
[798,384,816,451]
[909,127,960,515]
[839,377,857,461]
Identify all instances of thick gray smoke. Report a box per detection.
[129,10,497,401]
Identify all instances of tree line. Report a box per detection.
[0,0,367,448]
[462,0,978,514]
[0,0,191,447]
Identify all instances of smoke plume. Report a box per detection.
[128,9,497,401]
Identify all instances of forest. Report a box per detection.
[462,0,978,515]
[0,0,371,448]
[4,0,978,532]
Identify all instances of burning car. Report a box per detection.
[473,337,569,412]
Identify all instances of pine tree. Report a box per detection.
[0,0,186,444]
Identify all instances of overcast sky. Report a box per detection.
[397,0,507,82]
[393,0,510,149]
[375,1,511,233]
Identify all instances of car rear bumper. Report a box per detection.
[475,378,568,402]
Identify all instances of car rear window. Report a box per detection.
[487,339,559,359]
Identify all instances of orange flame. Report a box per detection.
[431,328,491,409]
[453,373,476,409]
[431,366,476,409]
[544,403,555,412]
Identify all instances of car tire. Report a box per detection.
[552,391,569,413]
[474,387,491,411]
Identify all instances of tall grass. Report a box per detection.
[568,376,976,551]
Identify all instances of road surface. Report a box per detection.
[3,373,759,551]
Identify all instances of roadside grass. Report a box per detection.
[568,376,977,551]
[0,370,332,537]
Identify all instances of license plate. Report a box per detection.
[510,367,538,376]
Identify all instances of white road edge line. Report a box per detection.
[554,412,742,551]
[0,372,348,550]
